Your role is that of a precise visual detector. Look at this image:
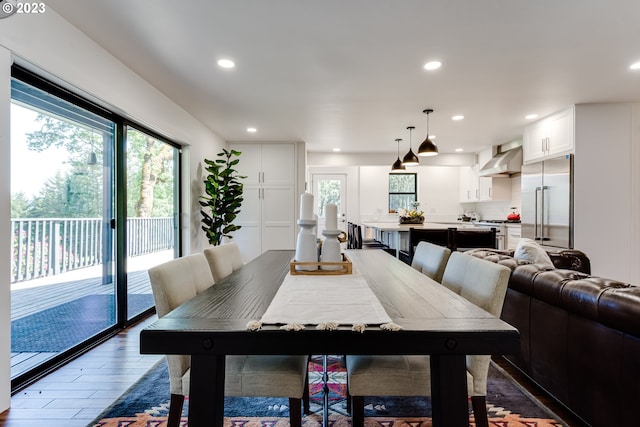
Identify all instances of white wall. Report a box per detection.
[574,103,640,282]
[0,10,224,408]
[359,165,462,223]
[0,45,11,413]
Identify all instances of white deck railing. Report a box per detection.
[11,217,174,283]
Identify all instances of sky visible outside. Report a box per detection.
[10,103,70,198]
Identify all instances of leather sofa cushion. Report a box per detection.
[509,264,545,294]
[467,248,591,275]
[467,249,531,271]
[561,279,620,321]
[598,286,640,338]
[531,270,589,307]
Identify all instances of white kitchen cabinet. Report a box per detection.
[479,176,511,201]
[523,106,575,163]
[506,224,522,250]
[228,143,296,261]
[460,165,511,202]
[459,165,479,202]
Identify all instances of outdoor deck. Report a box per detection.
[10,250,172,378]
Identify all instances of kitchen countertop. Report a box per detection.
[362,221,478,230]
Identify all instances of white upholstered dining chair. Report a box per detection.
[346,252,511,427]
[203,242,244,282]
[148,253,309,427]
[410,241,452,283]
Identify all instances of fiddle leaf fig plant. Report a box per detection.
[200,149,246,246]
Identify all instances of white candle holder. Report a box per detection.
[320,229,343,270]
[295,219,318,271]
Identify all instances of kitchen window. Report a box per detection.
[388,173,417,213]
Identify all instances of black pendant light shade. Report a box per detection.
[402,126,419,165]
[418,109,439,156]
[391,138,406,172]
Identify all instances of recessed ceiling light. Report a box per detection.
[332,148,341,152]
[455,148,464,152]
[452,115,464,121]
[246,127,257,133]
[217,59,235,69]
[423,61,442,71]
[525,114,539,120]
[630,61,640,70]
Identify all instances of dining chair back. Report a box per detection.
[345,251,511,427]
[440,251,511,426]
[148,254,214,426]
[148,253,309,427]
[410,241,452,283]
[203,242,244,281]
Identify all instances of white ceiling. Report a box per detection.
[47,0,640,155]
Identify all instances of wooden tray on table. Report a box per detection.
[289,253,353,275]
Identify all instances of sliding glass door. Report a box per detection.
[125,126,179,320]
[10,77,116,380]
[9,67,181,388]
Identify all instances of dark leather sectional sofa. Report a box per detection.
[469,248,639,427]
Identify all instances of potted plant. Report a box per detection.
[199,148,246,246]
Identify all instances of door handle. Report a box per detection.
[534,186,542,240]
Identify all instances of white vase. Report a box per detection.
[295,219,318,271]
[320,229,342,270]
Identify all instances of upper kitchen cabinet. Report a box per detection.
[459,163,510,203]
[228,143,298,262]
[523,106,575,163]
[459,165,480,202]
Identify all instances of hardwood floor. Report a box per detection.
[10,250,171,379]
[0,316,163,427]
[1,314,589,427]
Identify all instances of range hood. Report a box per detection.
[478,142,523,177]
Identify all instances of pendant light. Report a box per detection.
[391,138,406,172]
[418,109,439,156]
[402,126,419,165]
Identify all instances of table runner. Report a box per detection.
[259,270,393,327]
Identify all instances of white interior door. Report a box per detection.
[312,174,347,235]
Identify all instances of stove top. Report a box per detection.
[478,219,521,224]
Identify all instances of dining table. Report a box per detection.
[139,249,519,427]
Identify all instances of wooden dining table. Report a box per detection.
[140,249,519,427]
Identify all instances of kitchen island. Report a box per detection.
[362,221,476,258]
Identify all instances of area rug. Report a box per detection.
[91,355,566,426]
[11,294,153,352]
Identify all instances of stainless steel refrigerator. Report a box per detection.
[521,154,573,248]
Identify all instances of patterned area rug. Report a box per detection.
[91,356,566,426]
